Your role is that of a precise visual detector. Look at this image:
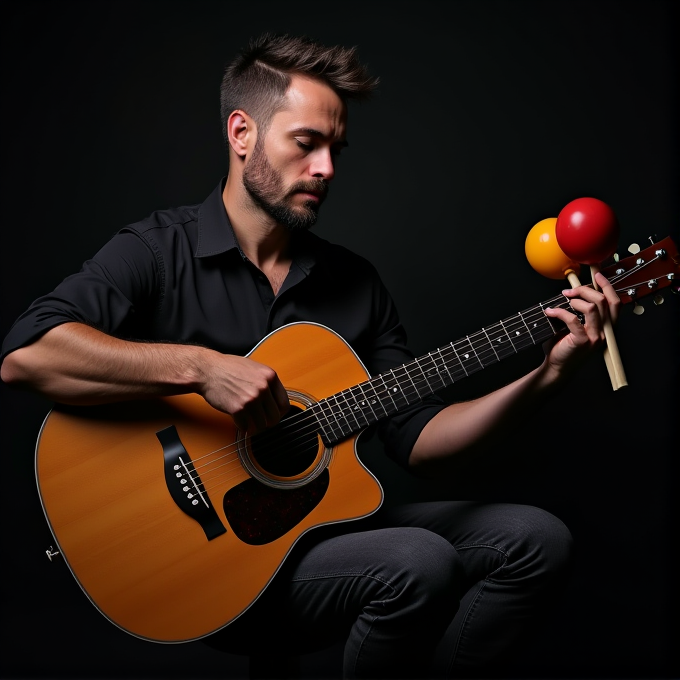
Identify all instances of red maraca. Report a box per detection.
[555,197,627,390]
[555,197,619,265]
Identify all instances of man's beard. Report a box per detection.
[242,141,328,232]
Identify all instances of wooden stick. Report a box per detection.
[589,264,627,390]
[565,269,623,391]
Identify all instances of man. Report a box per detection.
[1,33,619,678]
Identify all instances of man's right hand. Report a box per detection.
[1,322,289,434]
[196,353,290,434]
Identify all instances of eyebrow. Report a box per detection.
[293,128,349,148]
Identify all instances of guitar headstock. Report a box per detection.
[600,236,679,311]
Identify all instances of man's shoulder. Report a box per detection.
[124,203,201,237]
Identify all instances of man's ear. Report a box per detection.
[227,110,255,158]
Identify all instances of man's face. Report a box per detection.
[242,76,348,232]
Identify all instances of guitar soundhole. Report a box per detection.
[249,406,319,477]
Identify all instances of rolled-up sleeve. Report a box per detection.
[1,231,159,363]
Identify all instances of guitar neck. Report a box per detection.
[311,294,567,445]
[311,234,679,446]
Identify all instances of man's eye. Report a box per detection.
[295,139,312,150]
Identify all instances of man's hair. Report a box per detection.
[220,32,378,148]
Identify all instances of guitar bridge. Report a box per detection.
[157,425,227,541]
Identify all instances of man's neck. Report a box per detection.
[222,178,293,294]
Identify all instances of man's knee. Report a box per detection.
[505,505,574,585]
[369,527,463,612]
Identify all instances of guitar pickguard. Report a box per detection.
[223,471,330,545]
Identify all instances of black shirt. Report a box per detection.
[1,179,446,467]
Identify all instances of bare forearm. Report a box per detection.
[409,360,560,475]
[0,322,208,404]
[410,272,622,475]
[1,322,290,433]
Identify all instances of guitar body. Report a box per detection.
[36,322,383,643]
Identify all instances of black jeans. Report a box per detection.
[206,501,573,678]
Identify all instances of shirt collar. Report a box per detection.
[195,177,321,274]
[195,177,239,258]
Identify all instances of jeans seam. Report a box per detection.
[450,580,486,671]
[290,571,396,590]
[354,613,381,677]
[455,542,510,578]
[290,572,396,676]
[448,543,510,672]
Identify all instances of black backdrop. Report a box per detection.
[2,2,677,678]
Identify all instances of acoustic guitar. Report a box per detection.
[35,236,678,643]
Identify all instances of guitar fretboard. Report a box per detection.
[310,295,571,446]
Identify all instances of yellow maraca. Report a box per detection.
[525,217,582,287]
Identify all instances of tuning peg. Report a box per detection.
[628,243,641,255]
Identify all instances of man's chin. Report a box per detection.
[284,212,318,232]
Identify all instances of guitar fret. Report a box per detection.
[498,320,518,353]
[346,385,373,428]
[374,374,400,413]
[393,363,421,403]
[316,399,346,444]
[517,310,536,343]
[484,322,516,361]
[310,402,334,444]
[435,346,457,384]
[383,367,414,409]
[481,327,501,363]
[355,383,380,423]
[452,336,484,374]
[506,313,535,350]
[365,379,391,419]
[447,341,469,377]
[337,389,365,431]
[421,353,449,393]
[394,364,421,404]
[325,394,355,439]
[413,356,436,396]
[429,349,454,389]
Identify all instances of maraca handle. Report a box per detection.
[590,265,628,390]
[566,271,622,391]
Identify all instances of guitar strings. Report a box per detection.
[185,295,568,494]
[182,295,573,491]
[188,293,578,491]
[182,259,659,494]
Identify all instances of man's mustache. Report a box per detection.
[289,179,329,201]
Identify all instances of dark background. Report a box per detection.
[1,1,677,678]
